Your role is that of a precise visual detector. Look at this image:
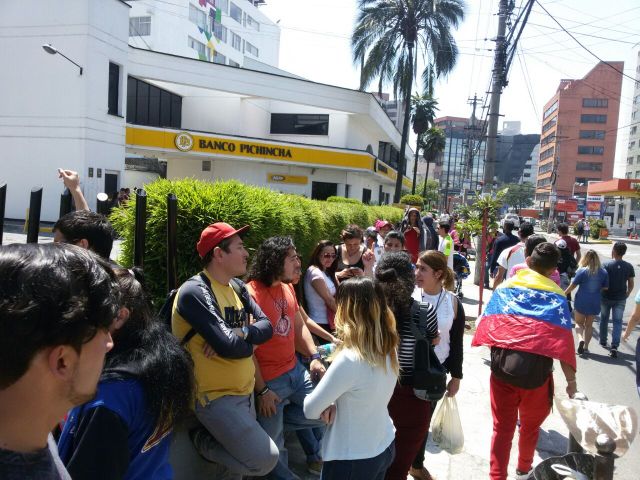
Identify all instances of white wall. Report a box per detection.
[0,0,129,221]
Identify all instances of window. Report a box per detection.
[581,114,607,123]
[345,184,351,198]
[628,157,634,165]
[228,59,240,67]
[362,188,372,204]
[245,41,258,57]
[246,15,260,31]
[630,141,637,149]
[107,62,120,116]
[231,32,241,51]
[636,171,640,178]
[577,146,604,155]
[126,76,182,128]
[539,146,555,161]
[575,177,600,184]
[632,126,638,135]
[579,130,605,139]
[188,36,207,59]
[213,23,227,42]
[189,4,207,29]
[213,51,226,65]
[202,160,211,171]
[626,172,633,179]
[541,133,555,146]
[576,162,602,171]
[230,2,242,23]
[637,155,640,163]
[270,114,329,135]
[129,16,151,36]
[216,0,229,14]
[538,163,553,175]
[543,100,558,119]
[542,116,557,133]
[582,98,608,108]
[537,177,551,187]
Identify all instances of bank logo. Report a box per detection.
[174,132,194,152]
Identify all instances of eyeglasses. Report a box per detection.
[322,253,337,259]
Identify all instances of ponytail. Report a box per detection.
[442,267,455,292]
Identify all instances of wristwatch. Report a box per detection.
[241,326,250,339]
[309,352,321,362]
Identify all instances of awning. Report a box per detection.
[587,179,640,197]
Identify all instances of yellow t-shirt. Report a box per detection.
[172,271,255,405]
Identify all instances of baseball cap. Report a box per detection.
[196,222,250,258]
[375,220,392,231]
[555,239,567,250]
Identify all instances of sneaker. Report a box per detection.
[307,460,322,476]
[577,340,585,355]
[514,469,533,480]
[600,342,608,349]
[609,348,618,358]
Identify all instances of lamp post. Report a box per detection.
[42,43,83,75]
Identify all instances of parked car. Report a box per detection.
[522,216,536,227]
[500,213,520,228]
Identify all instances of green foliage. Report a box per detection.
[110,179,403,304]
[326,196,363,205]
[417,179,440,207]
[502,183,535,213]
[456,189,507,238]
[589,219,607,239]
[399,194,424,207]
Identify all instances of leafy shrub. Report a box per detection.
[326,196,362,205]
[589,219,607,239]
[399,194,424,207]
[110,179,403,304]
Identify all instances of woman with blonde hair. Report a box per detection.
[303,276,399,480]
[409,250,466,480]
[565,249,608,356]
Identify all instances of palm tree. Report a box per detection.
[421,126,446,197]
[352,0,465,203]
[411,93,438,193]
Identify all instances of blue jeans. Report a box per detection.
[295,427,323,463]
[258,360,325,480]
[600,299,626,348]
[320,442,395,480]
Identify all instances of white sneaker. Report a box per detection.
[514,469,533,480]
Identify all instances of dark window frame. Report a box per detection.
[126,76,182,129]
[270,113,329,136]
[580,114,607,124]
[108,62,120,116]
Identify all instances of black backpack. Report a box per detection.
[158,273,250,345]
[409,301,447,402]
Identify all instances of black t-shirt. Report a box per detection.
[602,259,635,301]
[0,434,71,480]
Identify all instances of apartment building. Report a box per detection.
[535,62,623,204]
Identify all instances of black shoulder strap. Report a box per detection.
[409,300,428,342]
[230,278,252,312]
[179,273,213,346]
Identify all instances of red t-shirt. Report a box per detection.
[246,280,298,382]
[561,235,580,257]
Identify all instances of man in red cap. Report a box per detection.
[172,222,278,479]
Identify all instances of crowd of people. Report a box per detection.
[1,171,638,480]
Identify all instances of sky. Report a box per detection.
[261,0,640,176]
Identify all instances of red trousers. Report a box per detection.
[385,384,433,480]
[489,374,553,479]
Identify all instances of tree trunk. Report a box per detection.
[394,43,414,203]
[422,159,431,197]
[412,134,421,194]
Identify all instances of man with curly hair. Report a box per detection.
[247,236,328,480]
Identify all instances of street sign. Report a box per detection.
[549,194,557,202]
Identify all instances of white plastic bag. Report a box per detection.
[431,396,464,454]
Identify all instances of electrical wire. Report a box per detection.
[534,0,638,83]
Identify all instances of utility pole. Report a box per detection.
[483,0,512,191]
[465,94,480,198]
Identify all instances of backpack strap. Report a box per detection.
[506,243,523,262]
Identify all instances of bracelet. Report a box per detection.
[309,353,321,362]
[567,380,577,384]
[257,386,270,397]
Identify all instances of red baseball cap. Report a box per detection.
[196,222,250,258]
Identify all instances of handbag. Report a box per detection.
[409,302,447,402]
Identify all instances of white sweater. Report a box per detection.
[303,348,397,461]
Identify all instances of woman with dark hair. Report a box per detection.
[304,276,399,480]
[409,250,466,480]
[375,252,439,480]
[58,268,196,480]
[335,224,375,282]
[304,240,339,331]
[401,208,426,263]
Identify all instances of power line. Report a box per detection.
[534,0,637,83]
[516,47,539,120]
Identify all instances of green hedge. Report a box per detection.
[326,196,363,205]
[110,179,403,304]
[399,194,424,207]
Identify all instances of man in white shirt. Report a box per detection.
[493,222,534,288]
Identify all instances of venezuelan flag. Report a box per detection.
[472,268,576,370]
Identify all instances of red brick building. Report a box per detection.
[535,62,623,204]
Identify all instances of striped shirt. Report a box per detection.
[396,300,439,385]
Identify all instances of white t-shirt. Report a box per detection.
[303,348,397,461]
[304,266,336,325]
[412,288,455,363]
[497,242,525,279]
